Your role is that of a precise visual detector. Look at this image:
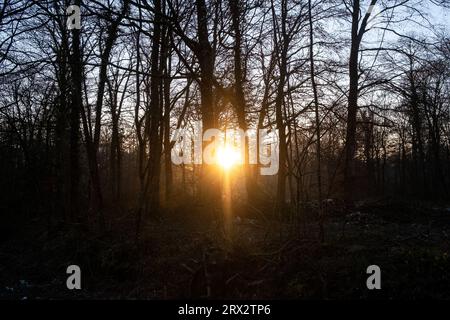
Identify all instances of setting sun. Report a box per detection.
[216,145,241,170]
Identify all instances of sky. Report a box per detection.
[429,2,450,30]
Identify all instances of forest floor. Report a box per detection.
[1,198,450,299]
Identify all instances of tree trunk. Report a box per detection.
[68,1,82,223]
[147,0,163,218]
[308,0,324,242]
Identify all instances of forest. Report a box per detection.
[0,0,450,300]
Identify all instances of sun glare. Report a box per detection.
[216,145,241,170]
